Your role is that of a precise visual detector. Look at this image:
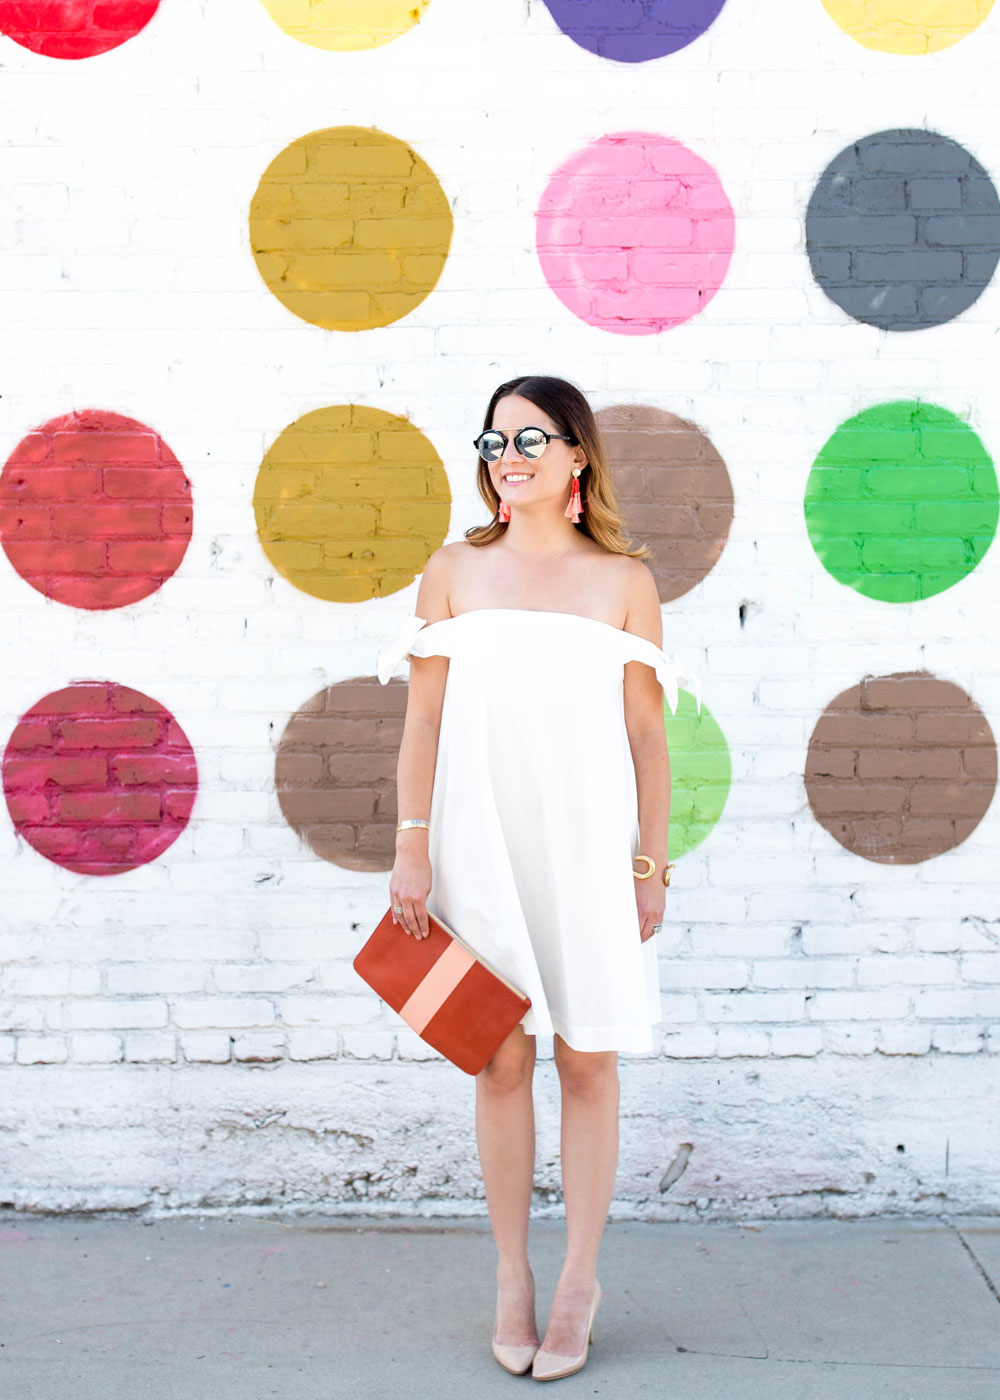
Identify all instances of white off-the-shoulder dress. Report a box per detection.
[377,608,699,1055]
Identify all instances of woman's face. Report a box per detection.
[487,394,586,504]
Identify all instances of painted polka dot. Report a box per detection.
[544,0,729,61]
[536,132,734,335]
[0,1,159,59]
[665,691,730,857]
[276,676,403,871]
[249,126,453,332]
[596,403,733,600]
[258,0,430,51]
[819,0,995,55]
[0,409,193,610]
[253,404,450,603]
[2,683,198,875]
[278,680,729,871]
[806,129,1000,332]
[805,673,996,864]
[805,401,998,603]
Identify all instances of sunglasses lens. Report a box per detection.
[477,433,505,462]
[516,429,547,459]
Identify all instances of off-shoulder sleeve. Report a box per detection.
[376,614,429,684]
[617,631,702,716]
[376,614,461,684]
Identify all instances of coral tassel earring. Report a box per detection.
[498,498,511,523]
[565,468,583,523]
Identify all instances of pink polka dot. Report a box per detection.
[2,682,198,875]
[536,131,735,335]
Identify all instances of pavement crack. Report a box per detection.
[676,1346,768,1360]
[675,1350,999,1371]
[17,1315,274,1342]
[943,1214,1000,1307]
[731,1281,770,1360]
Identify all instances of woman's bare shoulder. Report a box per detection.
[439,541,478,563]
[615,555,661,638]
[413,544,464,624]
[601,550,653,595]
[434,541,487,602]
[422,541,476,574]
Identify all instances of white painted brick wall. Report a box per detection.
[1,0,999,1216]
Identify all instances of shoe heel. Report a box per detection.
[589,1280,601,1344]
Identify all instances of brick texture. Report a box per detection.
[0,0,998,1215]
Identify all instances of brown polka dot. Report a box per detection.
[596,403,733,602]
[275,676,404,871]
[805,671,997,864]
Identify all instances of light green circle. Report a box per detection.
[805,401,998,603]
[666,690,731,858]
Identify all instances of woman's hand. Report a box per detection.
[635,876,666,944]
[390,846,432,940]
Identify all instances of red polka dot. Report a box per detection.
[0,1,159,59]
[3,683,198,875]
[0,409,192,610]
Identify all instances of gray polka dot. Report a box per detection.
[806,129,1000,331]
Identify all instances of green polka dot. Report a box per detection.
[805,402,998,603]
[666,691,731,858]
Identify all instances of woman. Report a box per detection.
[378,375,692,1382]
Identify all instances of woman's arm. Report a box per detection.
[389,547,453,940]
[622,561,671,943]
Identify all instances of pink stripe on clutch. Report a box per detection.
[398,939,476,1034]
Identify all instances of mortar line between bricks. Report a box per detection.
[943,1214,1000,1307]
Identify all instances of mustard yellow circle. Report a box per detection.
[249,125,453,332]
[254,404,451,603]
[258,0,431,51]
[819,0,995,54]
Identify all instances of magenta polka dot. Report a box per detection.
[3,682,198,876]
[536,131,735,335]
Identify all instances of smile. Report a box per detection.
[503,473,534,483]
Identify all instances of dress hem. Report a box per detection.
[521,1009,661,1056]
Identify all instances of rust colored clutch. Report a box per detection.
[353,907,531,1075]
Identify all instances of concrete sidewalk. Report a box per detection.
[1,1213,998,1399]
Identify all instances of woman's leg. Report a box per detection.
[542,1035,619,1354]
[476,1023,539,1346]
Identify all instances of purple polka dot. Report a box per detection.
[536,131,735,336]
[544,0,729,62]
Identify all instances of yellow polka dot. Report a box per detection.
[254,404,451,603]
[819,0,995,54]
[249,126,452,332]
[258,0,431,51]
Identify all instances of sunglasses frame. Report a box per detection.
[472,426,576,463]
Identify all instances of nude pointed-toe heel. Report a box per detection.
[531,1281,601,1382]
[492,1306,539,1375]
[493,1338,539,1375]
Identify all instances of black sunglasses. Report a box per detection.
[473,426,576,464]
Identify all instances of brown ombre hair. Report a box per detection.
[463,375,651,559]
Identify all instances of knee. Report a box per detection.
[554,1042,618,1098]
[479,1031,535,1095]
